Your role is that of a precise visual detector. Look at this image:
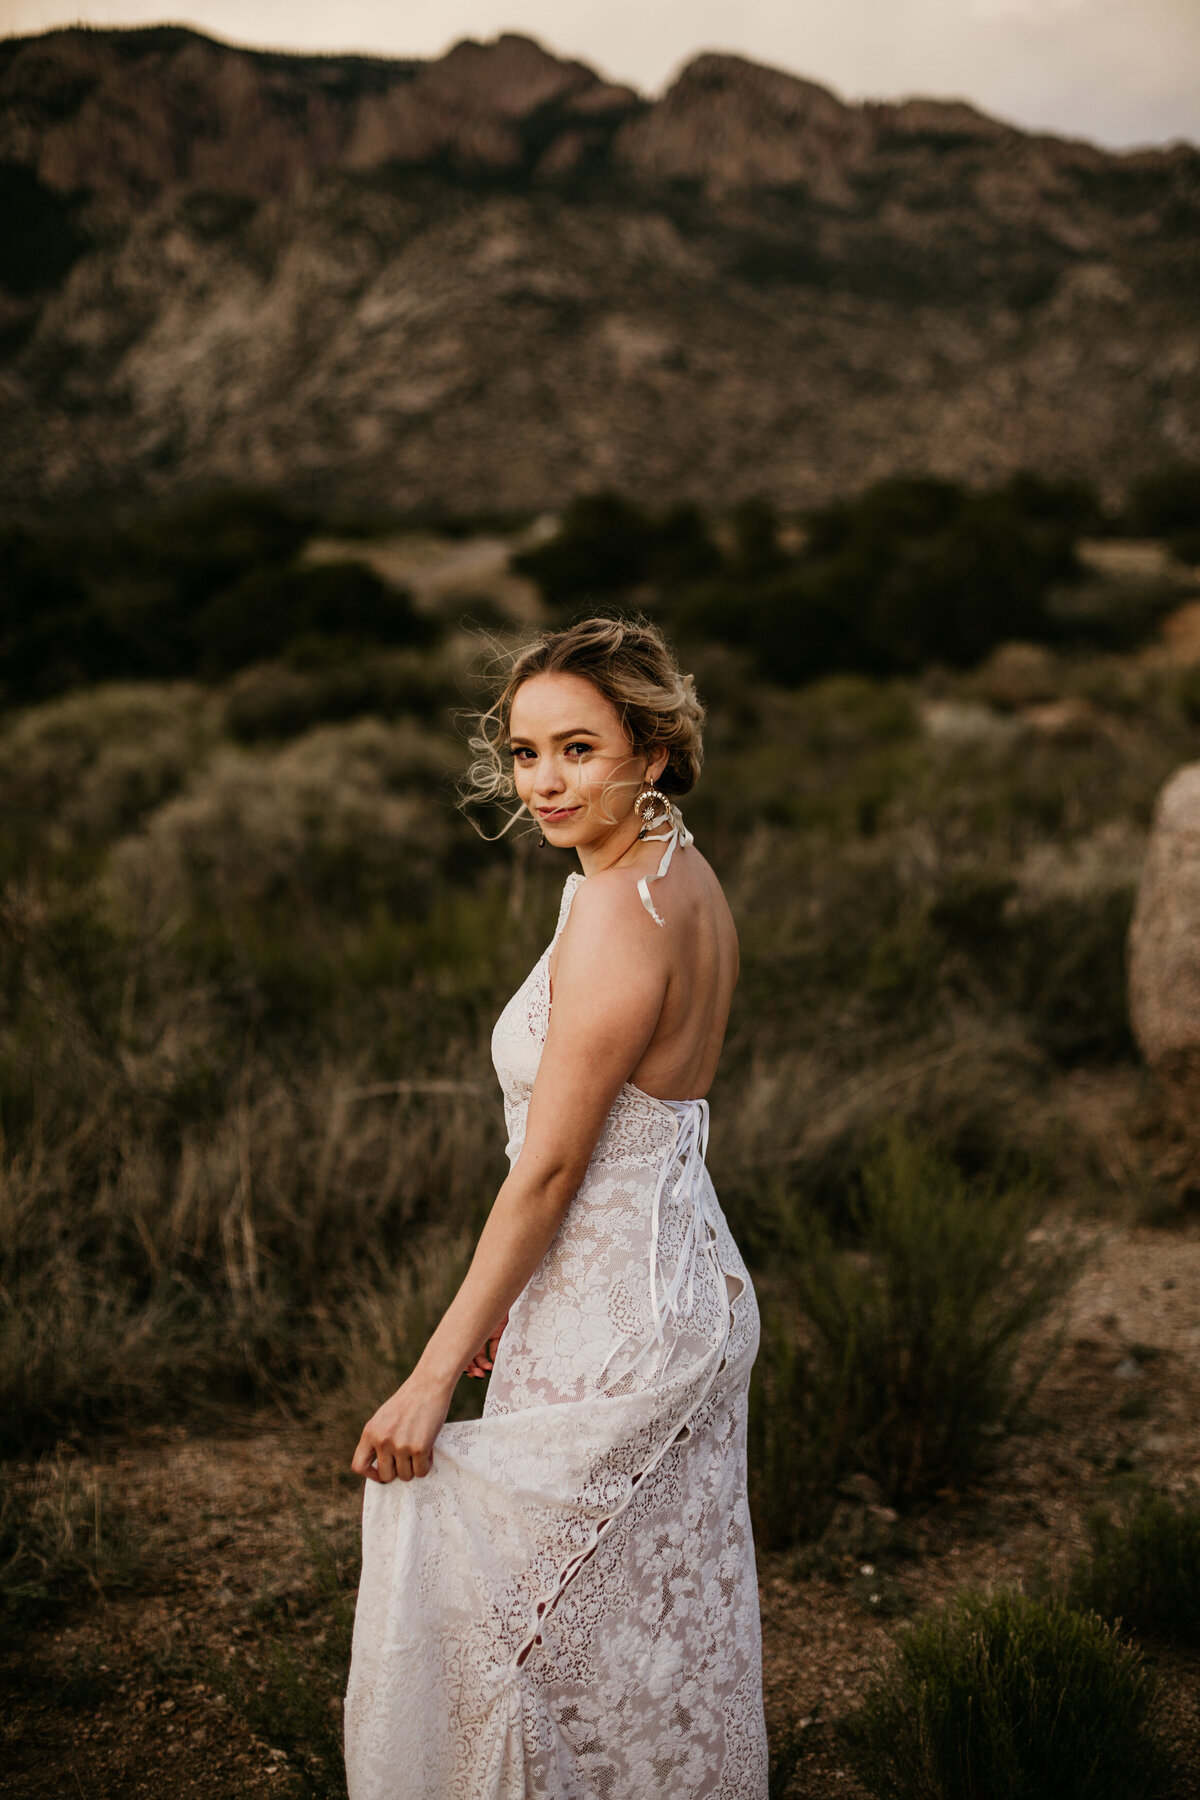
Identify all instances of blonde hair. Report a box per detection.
[460,616,705,832]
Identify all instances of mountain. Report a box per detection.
[1,25,1198,517]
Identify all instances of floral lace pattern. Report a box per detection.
[345,869,767,1799]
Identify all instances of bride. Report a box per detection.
[344,617,767,1799]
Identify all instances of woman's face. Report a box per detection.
[507,672,666,851]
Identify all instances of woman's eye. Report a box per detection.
[565,743,592,757]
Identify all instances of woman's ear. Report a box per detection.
[645,747,670,786]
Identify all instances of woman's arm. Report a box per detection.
[351,875,670,1483]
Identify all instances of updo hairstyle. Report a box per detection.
[461,616,705,827]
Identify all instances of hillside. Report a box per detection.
[1,25,1198,515]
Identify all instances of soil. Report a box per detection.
[6,1217,1200,1799]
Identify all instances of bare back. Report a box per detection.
[549,843,739,1103]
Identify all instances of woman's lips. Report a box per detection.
[539,806,579,823]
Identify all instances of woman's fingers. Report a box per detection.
[350,1435,435,1483]
[351,1373,450,1482]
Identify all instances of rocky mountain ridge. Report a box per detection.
[1,25,1198,515]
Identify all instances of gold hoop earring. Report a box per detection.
[634,787,669,833]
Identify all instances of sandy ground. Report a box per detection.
[6,1218,1200,1798]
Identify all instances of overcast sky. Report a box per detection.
[4,0,1199,150]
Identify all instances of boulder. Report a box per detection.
[1128,763,1200,1117]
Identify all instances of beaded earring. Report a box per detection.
[634,787,669,835]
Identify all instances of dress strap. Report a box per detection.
[551,871,584,944]
[636,800,693,927]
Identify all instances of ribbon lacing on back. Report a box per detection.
[597,1097,719,1392]
[637,799,693,927]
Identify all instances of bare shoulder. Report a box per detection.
[565,848,736,954]
[561,864,670,958]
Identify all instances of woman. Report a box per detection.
[344,617,767,1799]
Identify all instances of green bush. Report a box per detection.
[0,681,218,869]
[224,652,450,741]
[0,494,444,700]
[790,1127,1075,1507]
[196,562,435,674]
[669,476,1085,685]
[512,492,721,606]
[747,1303,836,1550]
[1129,465,1200,538]
[1069,1486,1200,1647]
[1169,527,1200,567]
[1000,471,1104,536]
[844,1588,1176,1800]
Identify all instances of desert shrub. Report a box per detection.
[747,1302,839,1550]
[0,524,113,702]
[225,657,425,740]
[196,561,435,674]
[0,681,219,870]
[111,491,312,610]
[669,476,1084,685]
[512,491,721,606]
[109,717,462,926]
[798,479,1071,675]
[727,499,789,580]
[0,493,417,698]
[1128,464,1200,539]
[844,1588,1176,1800]
[1000,471,1104,536]
[789,1126,1075,1507]
[1069,1486,1200,1647]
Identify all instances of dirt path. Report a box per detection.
[6,1220,1200,1797]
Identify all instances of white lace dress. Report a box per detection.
[344,866,767,1800]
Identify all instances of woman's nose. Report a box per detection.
[533,759,566,794]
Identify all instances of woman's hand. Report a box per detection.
[464,1313,509,1379]
[351,1368,455,1484]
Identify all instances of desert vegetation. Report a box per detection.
[4,470,1200,1795]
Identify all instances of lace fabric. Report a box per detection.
[345,863,767,1799]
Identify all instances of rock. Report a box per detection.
[1018,698,1103,743]
[1128,763,1200,1123]
[613,53,873,202]
[975,642,1061,711]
